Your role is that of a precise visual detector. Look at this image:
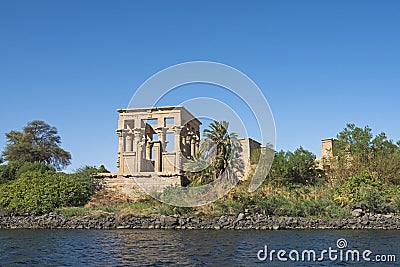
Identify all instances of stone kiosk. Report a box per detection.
[116,106,201,178]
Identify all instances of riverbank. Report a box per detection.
[1,211,399,230]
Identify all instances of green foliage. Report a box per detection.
[329,123,400,184]
[0,163,19,184]
[336,171,389,212]
[258,187,347,218]
[156,202,193,216]
[183,153,215,185]
[97,165,110,173]
[15,162,55,178]
[213,182,350,218]
[392,194,400,213]
[75,165,110,177]
[0,162,56,184]
[0,170,95,214]
[2,120,71,170]
[57,207,89,217]
[184,120,243,186]
[213,199,245,216]
[268,147,324,186]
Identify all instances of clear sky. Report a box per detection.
[0,0,399,173]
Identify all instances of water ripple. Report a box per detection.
[0,229,398,266]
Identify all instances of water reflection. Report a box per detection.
[0,229,398,266]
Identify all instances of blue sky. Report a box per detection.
[0,0,399,172]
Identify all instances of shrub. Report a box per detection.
[0,162,56,184]
[0,163,19,184]
[268,147,324,186]
[213,199,244,216]
[0,170,95,214]
[97,165,110,173]
[156,202,192,216]
[335,172,389,212]
[393,196,400,214]
[15,162,55,178]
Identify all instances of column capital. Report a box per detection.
[133,128,145,143]
[155,126,167,133]
[172,125,184,134]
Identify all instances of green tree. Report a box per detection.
[183,152,215,185]
[268,147,323,186]
[2,120,71,170]
[184,121,243,185]
[327,123,400,184]
[202,121,243,179]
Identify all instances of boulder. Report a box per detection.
[351,208,364,217]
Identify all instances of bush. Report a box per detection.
[393,196,400,214]
[268,147,324,186]
[156,202,192,216]
[335,172,389,212]
[0,163,19,184]
[15,162,55,178]
[0,170,95,214]
[97,165,110,173]
[0,162,56,184]
[213,199,245,216]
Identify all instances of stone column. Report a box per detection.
[186,135,192,157]
[191,137,196,157]
[173,126,184,171]
[181,127,188,155]
[156,127,167,151]
[134,128,145,172]
[117,130,123,153]
[195,134,200,154]
[126,134,133,152]
[116,130,123,170]
[181,134,186,155]
[153,142,162,172]
[146,139,152,160]
[172,126,183,151]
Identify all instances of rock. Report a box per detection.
[2,211,400,230]
[351,209,364,217]
[178,218,186,226]
[104,221,114,228]
[237,213,245,221]
[382,214,393,219]
[160,215,178,227]
[361,215,369,225]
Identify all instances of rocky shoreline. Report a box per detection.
[1,210,399,230]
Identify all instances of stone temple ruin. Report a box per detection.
[116,106,260,181]
[116,106,201,177]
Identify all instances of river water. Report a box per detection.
[0,229,398,266]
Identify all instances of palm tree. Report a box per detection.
[183,152,214,185]
[184,120,244,185]
[203,121,243,179]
